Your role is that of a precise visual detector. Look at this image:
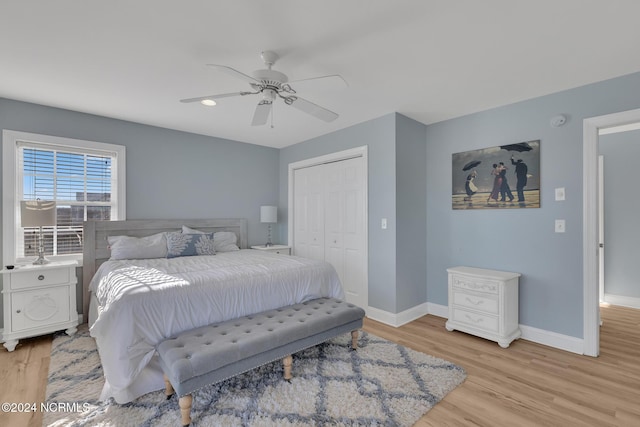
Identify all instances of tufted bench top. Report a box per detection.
[157,297,365,399]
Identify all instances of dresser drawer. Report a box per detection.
[451,307,499,333]
[10,286,70,331]
[452,291,499,315]
[451,276,499,295]
[10,267,71,290]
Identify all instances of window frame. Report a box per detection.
[2,130,126,266]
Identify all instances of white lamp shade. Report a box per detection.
[260,205,277,223]
[20,200,56,227]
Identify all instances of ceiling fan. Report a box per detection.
[180,51,346,126]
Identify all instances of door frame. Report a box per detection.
[583,108,640,356]
[288,145,369,305]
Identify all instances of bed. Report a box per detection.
[82,218,345,404]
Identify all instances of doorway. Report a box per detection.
[583,108,640,357]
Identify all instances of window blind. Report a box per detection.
[18,141,117,257]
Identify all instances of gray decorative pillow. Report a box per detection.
[181,225,240,252]
[166,232,216,258]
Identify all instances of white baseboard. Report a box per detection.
[366,302,429,327]
[603,293,640,309]
[426,302,448,318]
[519,324,583,354]
[367,302,584,355]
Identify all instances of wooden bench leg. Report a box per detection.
[283,355,293,381]
[163,374,175,399]
[351,330,359,350]
[179,394,192,427]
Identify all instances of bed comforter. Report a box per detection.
[89,249,344,403]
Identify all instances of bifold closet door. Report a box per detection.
[324,157,366,307]
[293,156,366,307]
[293,164,325,261]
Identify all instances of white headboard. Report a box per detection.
[82,218,248,318]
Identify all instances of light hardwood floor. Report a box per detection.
[1,304,639,427]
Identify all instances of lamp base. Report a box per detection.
[265,224,274,247]
[32,254,50,265]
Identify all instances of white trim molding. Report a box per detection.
[603,294,640,310]
[365,302,430,328]
[519,325,584,355]
[369,301,584,354]
[2,130,126,266]
[583,108,640,357]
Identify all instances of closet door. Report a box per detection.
[293,165,325,261]
[324,157,366,308]
[292,154,367,308]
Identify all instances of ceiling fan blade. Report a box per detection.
[288,96,339,122]
[180,92,252,103]
[288,74,348,89]
[207,64,260,84]
[251,101,272,126]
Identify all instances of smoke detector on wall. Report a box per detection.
[550,114,567,127]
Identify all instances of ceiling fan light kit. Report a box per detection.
[181,50,344,126]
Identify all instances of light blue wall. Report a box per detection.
[5,70,640,339]
[396,114,427,312]
[0,97,279,325]
[279,114,397,312]
[426,71,640,338]
[599,129,640,299]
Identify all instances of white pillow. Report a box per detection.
[108,233,168,260]
[181,225,205,234]
[213,231,240,252]
[181,225,240,252]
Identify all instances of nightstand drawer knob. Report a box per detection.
[38,274,45,281]
[16,309,21,314]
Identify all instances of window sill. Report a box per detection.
[16,254,83,268]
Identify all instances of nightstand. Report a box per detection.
[445,266,521,348]
[251,245,292,255]
[1,260,78,352]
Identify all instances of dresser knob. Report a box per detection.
[16,309,21,314]
[38,274,45,280]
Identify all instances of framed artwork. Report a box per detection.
[452,140,540,210]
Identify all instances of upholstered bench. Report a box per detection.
[156,297,366,426]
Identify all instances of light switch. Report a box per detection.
[381,218,387,229]
[555,219,566,233]
[555,187,565,201]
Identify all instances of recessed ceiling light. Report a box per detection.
[200,99,216,106]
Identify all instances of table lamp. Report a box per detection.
[260,205,277,247]
[20,200,56,264]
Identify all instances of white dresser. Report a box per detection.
[445,266,521,348]
[1,260,78,352]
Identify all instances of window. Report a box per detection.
[3,130,126,265]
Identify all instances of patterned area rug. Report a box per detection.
[43,325,466,426]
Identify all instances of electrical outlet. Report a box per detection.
[555,219,566,233]
[381,218,387,229]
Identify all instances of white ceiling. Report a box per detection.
[3,1,640,149]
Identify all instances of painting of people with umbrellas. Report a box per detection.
[452,140,540,209]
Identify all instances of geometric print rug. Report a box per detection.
[43,325,466,427]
